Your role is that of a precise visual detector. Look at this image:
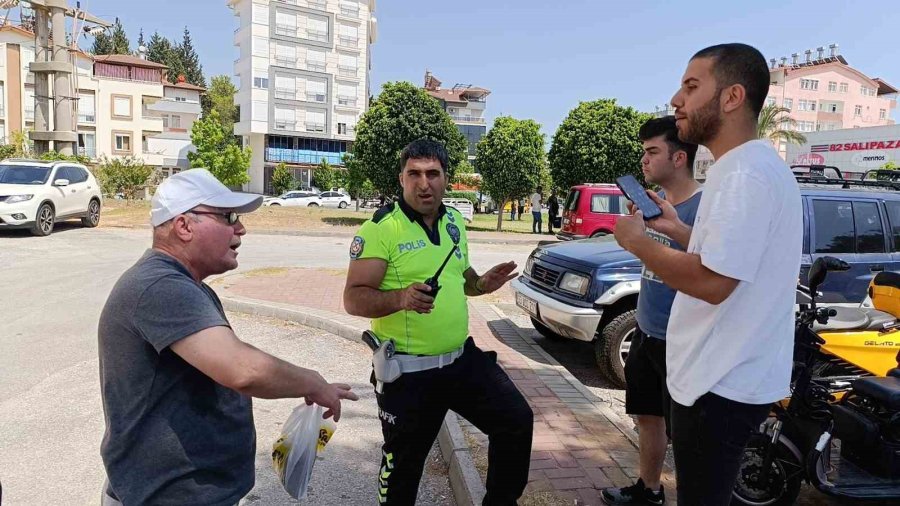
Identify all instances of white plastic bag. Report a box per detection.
[271,404,337,500]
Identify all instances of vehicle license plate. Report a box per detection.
[516,292,538,317]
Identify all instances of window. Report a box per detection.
[162,115,168,128]
[275,11,297,36]
[78,132,96,158]
[885,202,900,252]
[171,115,181,128]
[798,99,816,112]
[814,200,855,253]
[252,36,268,57]
[252,4,268,24]
[783,98,792,110]
[114,133,132,153]
[860,86,876,97]
[828,103,838,113]
[337,122,348,134]
[112,95,131,118]
[253,77,269,89]
[305,110,326,132]
[855,105,863,116]
[798,121,815,132]
[839,82,849,93]
[78,93,95,123]
[828,81,837,92]
[800,79,819,91]
[64,167,88,184]
[252,100,267,121]
[590,194,612,213]
[174,96,187,102]
[880,109,888,120]
[337,83,357,106]
[766,97,776,107]
[338,23,358,46]
[305,47,327,72]
[306,16,328,41]
[338,53,357,76]
[855,202,885,253]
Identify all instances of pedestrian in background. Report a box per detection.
[530,186,543,234]
[98,169,358,505]
[547,192,560,234]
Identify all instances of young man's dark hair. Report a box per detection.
[691,43,770,116]
[639,116,699,169]
[400,138,449,172]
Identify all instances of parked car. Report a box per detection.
[556,183,629,240]
[442,198,474,222]
[263,191,322,207]
[319,191,352,208]
[513,178,900,387]
[0,159,102,236]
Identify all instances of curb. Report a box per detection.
[219,294,485,506]
[100,223,552,246]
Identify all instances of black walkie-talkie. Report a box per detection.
[422,246,458,299]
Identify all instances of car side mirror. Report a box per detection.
[54,179,70,187]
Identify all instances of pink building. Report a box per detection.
[766,47,898,158]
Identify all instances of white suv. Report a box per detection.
[0,160,103,236]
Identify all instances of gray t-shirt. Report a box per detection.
[99,250,255,505]
[635,191,702,340]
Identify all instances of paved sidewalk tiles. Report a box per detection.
[222,268,677,505]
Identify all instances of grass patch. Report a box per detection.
[468,213,550,235]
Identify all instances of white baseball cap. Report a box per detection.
[150,168,263,226]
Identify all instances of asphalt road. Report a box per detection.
[0,226,531,505]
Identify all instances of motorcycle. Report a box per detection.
[732,256,900,505]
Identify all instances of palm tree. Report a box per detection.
[757,103,807,145]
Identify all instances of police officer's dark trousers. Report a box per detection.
[373,337,534,505]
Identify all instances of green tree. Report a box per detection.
[178,27,205,87]
[342,153,374,211]
[549,99,651,191]
[351,81,467,197]
[109,18,131,55]
[93,156,154,200]
[202,75,238,131]
[476,116,546,231]
[270,163,295,196]
[38,150,90,164]
[10,129,32,157]
[0,144,16,160]
[188,110,251,187]
[758,103,806,145]
[146,32,184,82]
[136,28,146,50]
[89,30,113,55]
[312,158,335,190]
[882,161,899,170]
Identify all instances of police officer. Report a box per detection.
[344,139,534,505]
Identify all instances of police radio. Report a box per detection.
[420,222,462,300]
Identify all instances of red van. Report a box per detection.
[556,184,629,240]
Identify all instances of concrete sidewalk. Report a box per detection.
[216,268,676,506]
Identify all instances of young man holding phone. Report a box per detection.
[613,44,802,504]
[602,116,700,505]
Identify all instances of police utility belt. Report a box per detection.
[362,330,465,393]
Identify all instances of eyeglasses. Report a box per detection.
[187,211,241,225]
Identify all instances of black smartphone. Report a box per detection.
[615,175,663,221]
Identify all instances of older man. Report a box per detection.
[98,169,358,505]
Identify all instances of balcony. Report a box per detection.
[338,35,359,48]
[339,6,360,18]
[305,121,325,133]
[147,98,202,115]
[305,61,327,73]
[308,0,326,9]
[274,88,297,100]
[274,120,297,131]
[306,92,327,103]
[305,29,328,42]
[336,124,356,136]
[274,56,298,68]
[78,113,96,124]
[450,115,485,124]
[77,147,97,159]
[338,65,358,78]
[337,95,357,107]
[275,24,298,37]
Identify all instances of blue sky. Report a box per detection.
[72,0,899,137]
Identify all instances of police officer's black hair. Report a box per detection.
[400,138,449,173]
[639,116,698,169]
[691,43,770,116]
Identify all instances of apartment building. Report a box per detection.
[0,24,203,174]
[229,0,378,194]
[767,46,897,158]
[423,70,489,165]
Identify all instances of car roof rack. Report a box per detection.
[791,164,900,191]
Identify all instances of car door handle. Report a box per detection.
[870,265,885,272]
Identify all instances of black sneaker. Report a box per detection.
[600,478,665,505]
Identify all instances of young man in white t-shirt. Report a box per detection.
[530,187,543,233]
[613,43,802,505]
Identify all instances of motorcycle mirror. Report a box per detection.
[807,258,828,293]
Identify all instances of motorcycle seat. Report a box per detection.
[813,307,896,332]
[852,376,900,410]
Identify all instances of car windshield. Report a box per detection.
[0,165,52,185]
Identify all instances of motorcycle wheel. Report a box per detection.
[731,433,803,506]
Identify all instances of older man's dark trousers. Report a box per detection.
[372,338,534,505]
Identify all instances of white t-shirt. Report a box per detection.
[530,193,542,210]
[666,140,803,407]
